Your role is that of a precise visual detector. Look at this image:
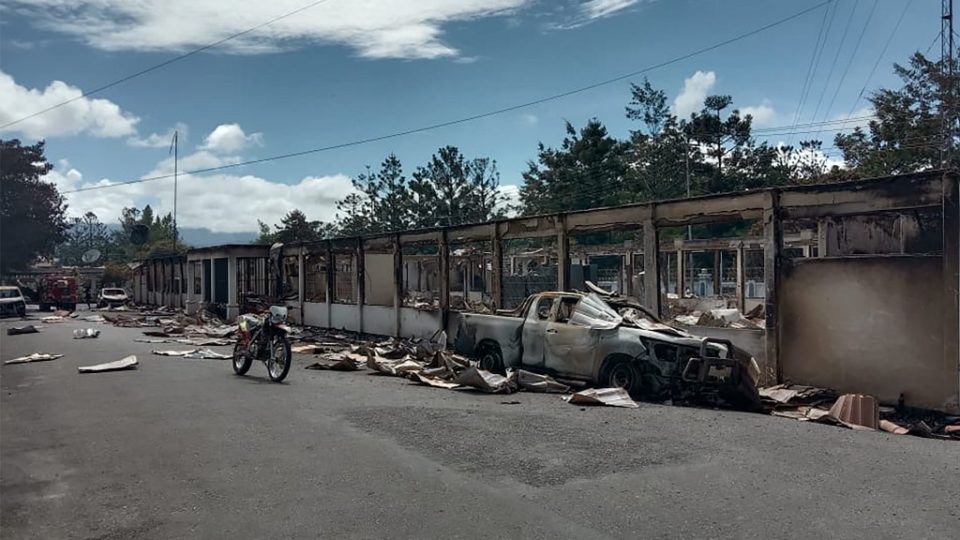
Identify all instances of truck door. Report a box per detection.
[521,295,555,369]
[544,295,600,378]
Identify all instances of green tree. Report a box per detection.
[337,154,413,236]
[835,52,958,175]
[109,204,188,261]
[519,119,627,214]
[408,146,503,227]
[257,209,334,244]
[57,212,111,265]
[0,139,69,272]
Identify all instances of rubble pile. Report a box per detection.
[294,329,571,396]
[760,384,960,440]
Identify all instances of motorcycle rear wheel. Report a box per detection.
[266,334,292,382]
[232,341,252,376]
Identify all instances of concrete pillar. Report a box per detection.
[393,235,402,337]
[642,219,660,316]
[185,260,198,314]
[199,259,207,306]
[438,230,450,334]
[941,172,959,413]
[735,243,746,313]
[357,238,365,334]
[325,241,334,325]
[713,250,721,297]
[676,249,685,298]
[297,249,305,324]
[763,190,783,385]
[226,255,239,321]
[491,225,503,311]
[817,218,828,257]
[557,214,570,292]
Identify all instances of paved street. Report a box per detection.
[2,312,959,540]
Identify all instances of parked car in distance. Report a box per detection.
[98,287,129,308]
[0,286,27,317]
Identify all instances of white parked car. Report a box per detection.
[0,286,27,317]
[98,287,129,308]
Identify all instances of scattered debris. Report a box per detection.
[151,348,232,360]
[517,370,570,393]
[151,349,196,357]
[78,355,138,373]
[73,328,101,339]
[82,315,106,323]
[5,352,63,365]
[305,354,362,371]
[40,315,66,323]
[828,394,879,430]
[565,388,639,409]
[879,419,910,435]
[7,325,40,335]
[455,366,518,394]
[410,372,461,389]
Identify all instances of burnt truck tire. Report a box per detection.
[477,343,505,374]
[604,359,641,395]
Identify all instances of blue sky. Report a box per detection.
[0,0,940,233]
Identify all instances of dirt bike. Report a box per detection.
[233,304,292,382]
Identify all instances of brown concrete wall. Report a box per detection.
[364,253,394,306]
[780,256,957,411]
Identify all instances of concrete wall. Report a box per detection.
[780,256,956,410]
[362,305,395,336]
[400,307,443,339]
[330,303,361,332]
[365,253,394,306]
[303,302,328,328]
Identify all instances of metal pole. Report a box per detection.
[172,130,179,243]
[944,0,955,167]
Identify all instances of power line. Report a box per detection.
[61,0,833,195]
[809,0,860,126]
[816,0,878,136]
[789,1,835,140]
[0,0,334,131]
[846,0,915,117]
[753,114,876,132]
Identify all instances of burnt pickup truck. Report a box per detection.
[454,291,761,409]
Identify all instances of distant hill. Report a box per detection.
[179,228,258,247]
[103,224,257,248]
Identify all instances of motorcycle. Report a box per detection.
[233,304,293,382]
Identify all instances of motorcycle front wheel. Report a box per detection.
[266,334,292,382]
[232,341,252,376]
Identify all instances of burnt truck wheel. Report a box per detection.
[604,359,640,395]
[477,343,504,374]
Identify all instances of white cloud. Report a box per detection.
[46,150,357,233]
[581,0,642,19]
[10,0,529,60]
[740,102,776,126]
[0,71,139,139]
[496,184,521,217]
[521,112,538,125]
[127,123,188,148]
[673,70,715,119]
[200,123,263,154]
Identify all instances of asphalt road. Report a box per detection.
[2,311,959,539]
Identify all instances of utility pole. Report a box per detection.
[944,0,955,167]
[169,130,179,243]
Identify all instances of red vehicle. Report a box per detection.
[38,275,78,312]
